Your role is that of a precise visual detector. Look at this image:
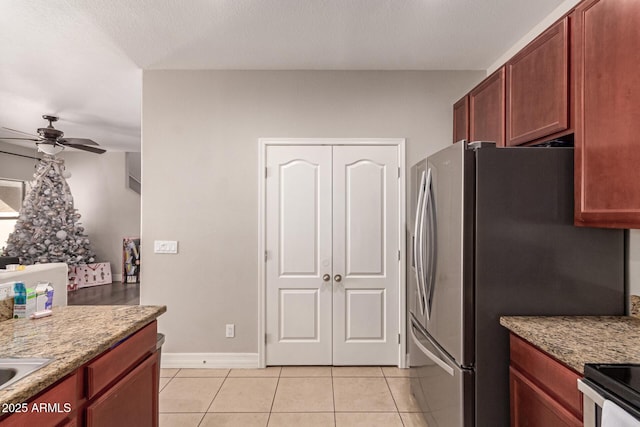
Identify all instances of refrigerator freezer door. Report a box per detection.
[410,316,474,427]
[421,142,475,367]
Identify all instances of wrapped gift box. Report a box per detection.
[123,237,140,284]
[68,262,112,290]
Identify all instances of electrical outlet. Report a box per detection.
[225,324,235,338]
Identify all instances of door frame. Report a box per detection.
[258,138,406,368]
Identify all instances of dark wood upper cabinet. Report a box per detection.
[574,0,640,228]
[506,18,570,146]
[453,95,469,144]
[470,67,505,147]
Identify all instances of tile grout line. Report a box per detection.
[198,368,232,425]
[158,369,181,415]
[193,412,206,427]
[265,367,282,426]
[383,374,405,426]
[331,372,337,427]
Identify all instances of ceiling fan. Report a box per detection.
[0,115,106,155]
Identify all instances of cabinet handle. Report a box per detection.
[334,274,342,282]
[322,274,331,282]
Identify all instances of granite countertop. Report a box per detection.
[631,295,640,318]
[0,305,166,406]
[500,315,640,374]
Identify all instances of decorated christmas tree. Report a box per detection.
[2,154,96,265]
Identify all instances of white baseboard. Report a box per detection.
[161,353,259,369]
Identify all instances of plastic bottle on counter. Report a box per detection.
[13,282,26,304]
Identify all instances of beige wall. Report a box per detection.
[486,0,581,74]
[0,143,140,280]
[62,152,141,280]
[141,70,485,354]
[0,141,40,181]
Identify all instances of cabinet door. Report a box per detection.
[509,334,583,419]
[86,352,159,427]
[574,0,640,227]
[453,95,469,144]
[506,18,569,146]
[0,373,76,427]
[470,68,505,146]
[510,367,582,427]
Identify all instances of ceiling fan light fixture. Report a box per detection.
[2,116,105,154]
[37,143,64,155]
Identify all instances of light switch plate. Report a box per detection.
[154,240,178,254]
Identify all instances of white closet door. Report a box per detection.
[265,145,333,365]
[332,145,399,365]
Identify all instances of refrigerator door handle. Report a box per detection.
[413,170,427,315]
[410,320,455,376]
[425,171,437,319]
[421,168,432,319]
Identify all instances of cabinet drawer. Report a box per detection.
[509,333,582,419]
[0,373,76,427]
[86,321,157,399]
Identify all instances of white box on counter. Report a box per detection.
[0,263,68,307]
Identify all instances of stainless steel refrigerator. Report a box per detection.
[408,141,625,427]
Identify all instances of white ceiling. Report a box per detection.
[0,0,566,152]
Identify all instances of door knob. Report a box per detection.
[334,274,342,282]
[322,274,331,282]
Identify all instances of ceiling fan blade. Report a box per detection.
[62,143,106,154]
[0,136,41,141]
[1,126,41,138]
[58,138,99,146]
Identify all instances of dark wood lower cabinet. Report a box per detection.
[510,367,582,427]
[509,334,583,427]
[0,321,158,427]
[86,352,159,427]
[0,373,77,427]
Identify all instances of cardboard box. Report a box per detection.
[35,282,54,312]
[68,262,112,289]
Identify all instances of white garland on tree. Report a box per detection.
[2,154,96,265]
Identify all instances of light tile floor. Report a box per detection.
[159,366,429,427]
